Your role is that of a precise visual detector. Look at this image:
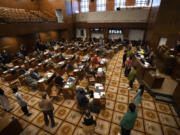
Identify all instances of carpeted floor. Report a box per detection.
[0,50,180,135]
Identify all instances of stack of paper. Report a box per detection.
[97,68,103,76]
[94,92,100,99]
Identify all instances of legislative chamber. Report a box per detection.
[0,0,180,135]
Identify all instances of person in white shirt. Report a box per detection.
[0,88,12,112]
[12,87,31,116]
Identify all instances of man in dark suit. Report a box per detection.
[76,89,89,108]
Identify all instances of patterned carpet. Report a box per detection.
[0,50,180,135]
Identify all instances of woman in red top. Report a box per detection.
[125,56,133,77]
[92,55,100,64]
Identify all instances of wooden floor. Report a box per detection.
[0,50,180,135]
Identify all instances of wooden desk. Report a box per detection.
[143,70,164,89]
[133,56,155,79]
[62,77,77,99]
[173,81,180,110]
[0,113,23,135]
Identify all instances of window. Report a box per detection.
[109,29,122,34]
[114,0,126,10]
[80,0,89,13]
[115,0,150,9]
[136,0,149,7]
[96,0,106,12]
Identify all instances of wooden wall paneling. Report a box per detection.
[0,0,39,10]
[38,0,73,39]
[0,23,67,37]
[0,37,19,55]
[146,0,180,50]
[18,34,37,53]
[122,28,129,40]
[89,0,96,12]
[38,0,66,19]
[75,22,147,29]
[107,0,114,11]
[86,28,90,39]
[126,0,135,6]
[104,28,108,40]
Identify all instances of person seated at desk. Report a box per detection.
[175,40,180,55]
[66,61,74,71]
[85,63,96,78]
[24,73,38,89]
[19,65,27,75]
[146,55,154,66]
[76,89,89,108]
[2,50,11,64]
[100,47,107,57]
[16,50,25,60]
[0,63,9,71]
[59,53,66,60]
[38,42,47,51]
[55,74,64,87]
[92,55,100,64]
[30,68,40,80]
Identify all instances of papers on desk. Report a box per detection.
[73,69,79,72]
[46,72,54,78]
[140,55,144,59]
[3,71,8,74]
[58,61,64,65]
[64,84,69,88]
[38,78,45,83]
[94,92,105,99]
[67,77,75,84]
[79,65,84,69]
[38,63,42,66]
[94,92,100,99]
[100,58,107,64]
[144,62,150,67]
[95,83,104,92]
[14,66,19,69]
[97,68,104,76]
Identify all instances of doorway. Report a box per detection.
[55,9,63,23]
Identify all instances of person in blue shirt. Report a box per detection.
[133,85,145,107]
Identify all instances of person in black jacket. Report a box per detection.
[67,61,74,71]
[84,63,96,77]
[0,63,9,71]
[19,65,27,75]
[55,74,64,87]
[122,50,127,67]
[76,89,89,108]
[82,110,96,135]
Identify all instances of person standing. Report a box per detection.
[0,88,12,112]
[120,103,137,135]
[12,87,31,116]
[128,66,137,90]
[133,85,145,107]
[39,92,55,128]
[122,50,127,68]
[125,56,133,77]
[82,110,96,135]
